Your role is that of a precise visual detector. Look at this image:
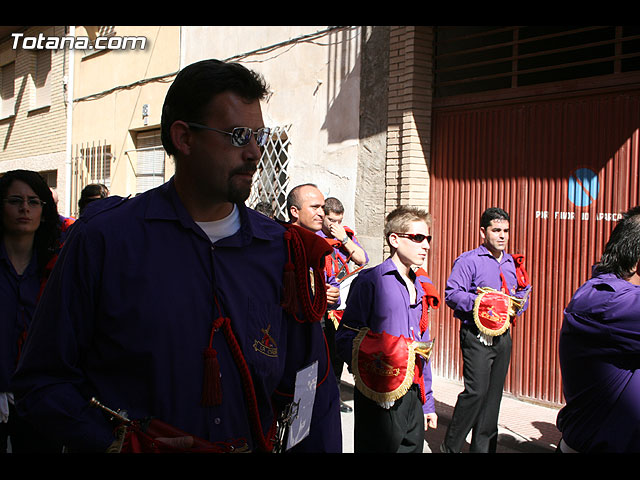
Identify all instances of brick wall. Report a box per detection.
[0,26,68,166]
[386,26,434,216]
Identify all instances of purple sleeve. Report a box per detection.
[445,255,478,320]
[12,223,115,451]
[421,344,435,414]
[335,275,371,367]
[350,233,369,265]
[325,270,341,310]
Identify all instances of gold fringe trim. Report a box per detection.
[328,310,340,330]
[352,328,417,405]
[472,287,514,337]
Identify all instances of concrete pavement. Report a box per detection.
[338,370,562,453]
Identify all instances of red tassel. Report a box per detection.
[201,347,222,406]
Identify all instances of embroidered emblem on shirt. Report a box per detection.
[253,325,278,358]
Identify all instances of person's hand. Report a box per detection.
[329,223,347,242]
[326,284,340,305]
[425,412,438,430]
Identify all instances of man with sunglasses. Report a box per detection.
[440,207,530,453]
[335,206,438,453]
[12,59,342,453]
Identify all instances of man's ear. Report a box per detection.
[388,232,400,250]
[170,120,193,157]
[479,226,486,241]
[289,205,299,223]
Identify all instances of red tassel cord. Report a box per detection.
[280,226,328,324]
[201,315,226,407]
[201,297,276,452]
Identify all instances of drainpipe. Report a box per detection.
[64,25,75,217]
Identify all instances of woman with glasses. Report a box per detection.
[0,170,61,453]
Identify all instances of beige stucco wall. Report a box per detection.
[180,26,363,228]
[71,26,180,205]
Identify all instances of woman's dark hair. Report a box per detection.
[0,169,60,275]
[594,206,640,279]
[161,59,269,157]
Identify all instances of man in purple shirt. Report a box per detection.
[336,206,438,453]
[318,196,368,278]
[11,59,341,453]
[557,206,640,453]
[315,196,368,414]
[441,207,530,453]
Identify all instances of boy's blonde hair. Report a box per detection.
[384,206,432,248]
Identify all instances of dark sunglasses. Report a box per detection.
[187,122,271,147]
[395,233,432,244]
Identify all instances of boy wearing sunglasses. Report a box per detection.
[336,206,438,453]
[441,207,530,453]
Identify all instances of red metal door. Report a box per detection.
[429,90,640,405]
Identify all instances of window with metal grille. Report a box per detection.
[71,141,112,217]
[434,26,640,98]
[79,143,112,187]
[248,125,291,221]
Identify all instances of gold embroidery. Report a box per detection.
[361,352,400,377]
[253,325,278,358]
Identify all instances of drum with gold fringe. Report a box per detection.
[351,328,433,405]
[472,287,527,337]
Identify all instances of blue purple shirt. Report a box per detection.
[335,258,435,414]
[557,271,640,452]
[0,243,40,392]
[11,179,341,452]
[445,245,530,325]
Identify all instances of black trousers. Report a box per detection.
[323,315,344,380]
[443,324,512,453]
[354,384,424,453]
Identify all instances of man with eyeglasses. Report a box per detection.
[335,206,438,453]
[440,207,531,453]
[12,59,342,453]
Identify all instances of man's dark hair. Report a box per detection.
[594,206,640,279]
[480,207,510,229]
[78,183,109,215]
[324,197,344,215]
[254,200,274,218]
[161,59,269,157]
[285,183,317,221]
